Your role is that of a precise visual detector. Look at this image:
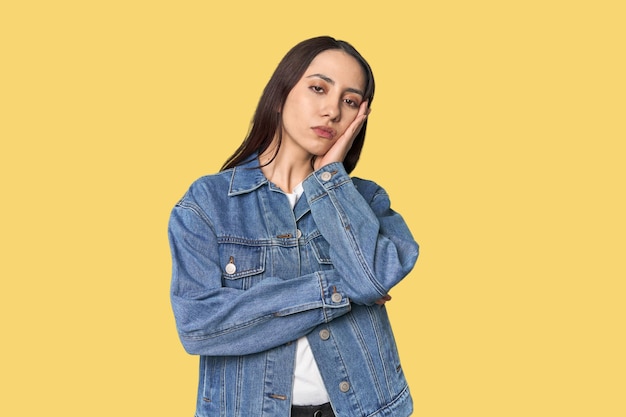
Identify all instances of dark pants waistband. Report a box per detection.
[290,402,335,417]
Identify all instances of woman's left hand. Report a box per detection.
[313,101,370,171]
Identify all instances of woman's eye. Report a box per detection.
[344,99,359,108]
[310,85,324,94]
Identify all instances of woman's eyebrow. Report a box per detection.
[306,73,365,97]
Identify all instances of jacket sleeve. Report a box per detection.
[302,162,419,305]
[168,195,351,357]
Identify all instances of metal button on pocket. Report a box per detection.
[225,256,236,274]
[225,263,236,274]
[320,171,332,181]
[331,293,342,303]
[339,381,350,392]
[319,329,330,340]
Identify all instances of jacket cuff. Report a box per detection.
[303,162,351,201]
[317,270,351,322]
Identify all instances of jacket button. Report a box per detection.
[339,381,350,392]
[319,329,330,340]
[331,293,342,303]
[225,263,236,274]
[320,172,332,181]
[296,229,302,239]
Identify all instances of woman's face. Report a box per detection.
[279,49,366,159]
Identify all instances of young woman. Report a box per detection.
[169,36,419,417]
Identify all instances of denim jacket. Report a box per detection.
[169,158,419,417]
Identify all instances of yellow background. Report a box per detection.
[1,1,624,416]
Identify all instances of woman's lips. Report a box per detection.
[312,126,337,139]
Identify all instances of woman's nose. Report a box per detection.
[321,98,341,122]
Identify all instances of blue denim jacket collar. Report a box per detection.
[228,156,270,196]
[227,155,313,221]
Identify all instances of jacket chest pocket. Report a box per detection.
[310,234,334,269]
[218,243,266,290]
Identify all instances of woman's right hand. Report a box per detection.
[374,294,392,305]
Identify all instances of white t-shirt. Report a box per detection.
[285,183,330,406]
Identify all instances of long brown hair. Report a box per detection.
[221,36,375,174]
